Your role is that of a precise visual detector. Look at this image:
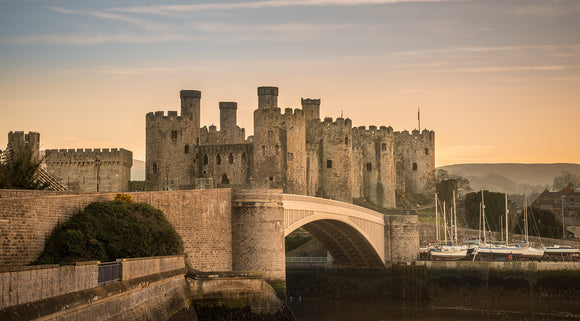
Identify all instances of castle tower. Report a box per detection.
[301,98,320,121]
[146,90,201,190]
[7,131,40,161]
[219,102,238,144]
[257,86,278,109]
[352,126,396,208]
[394,129,435,194]
[180,90,201,145]
[308,118,353,203]
[252,87,307,194]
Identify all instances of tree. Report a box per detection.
[0,145,47,190]
[553,171,580,190]
[431,169,471,206]
[35,200,184,264]
[513,206,563,239]
[463,190,507,233]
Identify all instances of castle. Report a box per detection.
[146,86,435,208]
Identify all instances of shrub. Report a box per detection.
[35,200,184,264]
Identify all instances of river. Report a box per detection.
[286,268,580,321]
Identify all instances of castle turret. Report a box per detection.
[180,90,201,145]
[7,131,40,161]
[301,98,320,121]
[219,102,238,144]
[252,87,307,194]
[257,86,278,109]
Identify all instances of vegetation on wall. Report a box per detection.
[35,199,183,264]
[0,145,47,190]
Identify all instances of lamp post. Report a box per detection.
[95,158,101,192]
[165,166,169,191]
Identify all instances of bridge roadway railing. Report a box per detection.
[282,194,386,264]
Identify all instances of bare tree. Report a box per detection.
[553,171,580,190]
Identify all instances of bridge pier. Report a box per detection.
[231,189,286,285]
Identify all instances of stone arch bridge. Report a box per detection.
[283,194,418,268]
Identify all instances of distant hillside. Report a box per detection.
[439,163,580,194]
[132,159,145,181]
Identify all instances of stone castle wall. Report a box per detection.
[0,190,233,271]
[44,148,132,192]
[194,143,252,189]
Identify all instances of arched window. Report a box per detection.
[228,153,234,164]
[222,173,230,185]
[242,152,247,164]
[345,136,349,145]
[216,154,222,165]
[153,163,158,174]
[184,144,190,154]
[203,154,208,165]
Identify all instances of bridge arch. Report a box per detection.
[283,194,386,268]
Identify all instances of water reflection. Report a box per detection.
[289,298,580,321]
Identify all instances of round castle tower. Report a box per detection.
[352,126,396,208]
[146,90,201,189]
[252,87,307,194]
[393,129,435,194]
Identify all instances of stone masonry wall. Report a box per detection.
[231,189,285,282]
[119,255,185,281]
[0,261,98,309]
[0,190,232,271]
[386,215,419,263]
[45,148,132,192]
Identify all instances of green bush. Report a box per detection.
[35,201,184,264]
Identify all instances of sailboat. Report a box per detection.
[519,195,545,259]
[429,192,468,260]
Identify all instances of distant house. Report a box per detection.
[532,183,580,237]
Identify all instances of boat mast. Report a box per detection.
[481,190,486,244]
[443,200,448,245]
[435,193,439,243]
[453,190,458,244]
[524,194,529,244]
[505,191,509,244]
[479,201,482,241]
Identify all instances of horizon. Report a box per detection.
[2,0,579,167]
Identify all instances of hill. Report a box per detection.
[131,159,146,181]
[439,163,580,194]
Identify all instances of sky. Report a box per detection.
[0,0,579,167]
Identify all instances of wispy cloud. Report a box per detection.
[510,2,580,18]
[0,33,192,45]
[189,21,359,33]
[48,6,164,31]
[451,65,566,73]
[112,0,462,15]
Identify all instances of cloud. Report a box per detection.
[510,2,580,18]
[48,6,164,31]
[451,65,566,73]
[112,0,462,15]
[0,33,193,45]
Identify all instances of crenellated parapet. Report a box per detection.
[44,148,132,192]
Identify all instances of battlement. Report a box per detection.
[180,90,201,99]
[146,111,182,120]
[257,86,279,96]
[45,148,132,155]
[219,102,237,109]
[315,117,352,127]
[352,125,394,137]
[8,131,40,145]
[301,98,320,106]
[394,129,435,141]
